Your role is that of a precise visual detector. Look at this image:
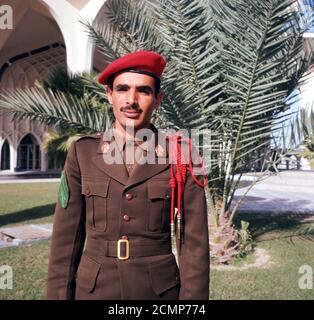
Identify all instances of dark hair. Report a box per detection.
[107,72,161,97]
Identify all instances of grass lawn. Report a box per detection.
[209,213,314,300]
[0,182,59,227]
[0,241,49,299]
[0,183,314,299]
[210,237,314,299]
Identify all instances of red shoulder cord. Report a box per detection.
[167,133,208,254]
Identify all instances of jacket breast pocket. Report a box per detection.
[82,178,110,232]
[147,180,171,232]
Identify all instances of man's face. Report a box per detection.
[106,72,163,131]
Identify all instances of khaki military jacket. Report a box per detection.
[46,124,209,300]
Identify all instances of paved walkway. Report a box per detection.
[0,170,60,184]
[233,170,314,214]
[0,170,313,249]
[0,178,60,184]
[0,224,52,248]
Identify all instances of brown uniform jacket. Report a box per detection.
[46,125,209,300]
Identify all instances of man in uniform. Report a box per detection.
[46,51,209,300]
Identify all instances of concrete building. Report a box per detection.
[0,0,108,173]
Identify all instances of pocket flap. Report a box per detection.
[149,255,180,296]
[76,255,101,293]
[147,181,170,200]
[81,179,110,197]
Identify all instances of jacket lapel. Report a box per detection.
[92,131,129,185]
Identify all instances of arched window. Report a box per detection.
[0,140,10,170]
[16,134,40,171]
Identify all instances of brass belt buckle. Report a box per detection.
[117,239,129,260]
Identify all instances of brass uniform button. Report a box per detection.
[123,214,130,222]
[101,142,110,154]
[125,193,133,201]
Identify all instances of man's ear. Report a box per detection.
[155,90,164,109]
[105,86,113,104]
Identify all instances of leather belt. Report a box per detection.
[85,237,172,260]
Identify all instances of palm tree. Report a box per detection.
[1,0,313,263]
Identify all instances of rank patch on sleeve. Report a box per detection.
[59,170,69,209]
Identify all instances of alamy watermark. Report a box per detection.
[298,265,313,290]
[99,121,212,176]
[0,5,13,30]
[0,265,13,290]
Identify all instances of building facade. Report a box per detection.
[0,0,109,172]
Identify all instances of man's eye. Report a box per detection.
[138,89,151,94]
[116,87,127,92]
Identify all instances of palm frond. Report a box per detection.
[42,131,88,168]
[0,87,109,132]
[153,0,225,129]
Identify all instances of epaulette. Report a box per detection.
[76,132,103,142]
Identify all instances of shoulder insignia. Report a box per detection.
[59,170,69,209]
[76,132,102,142]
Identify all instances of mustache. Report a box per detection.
[120,104,142,113]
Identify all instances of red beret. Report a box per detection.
[98,50,166,85]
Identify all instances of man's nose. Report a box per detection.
[126,89,138,106]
